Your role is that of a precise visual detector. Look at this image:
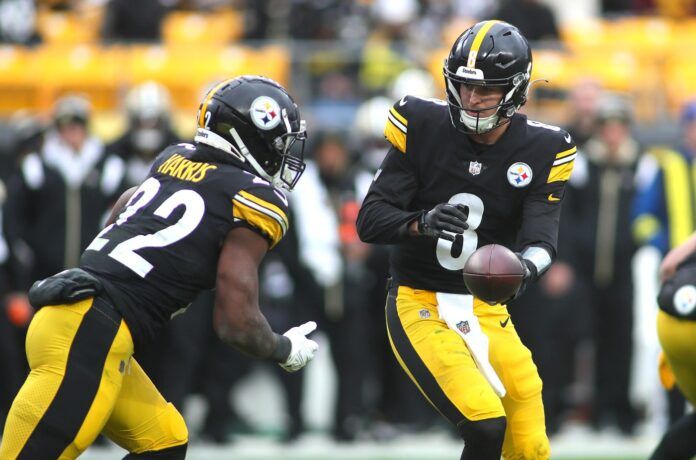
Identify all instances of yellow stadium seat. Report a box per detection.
[532,49,572,90]
[161,10,243,45]
[560,18,607,52]
[36,10,101,44]
[603,16,674,58]
[33,44,125,110]
[0,46,39,114]
[664,52,696,115]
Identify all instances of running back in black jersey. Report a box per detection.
[357,95,577,293]
[80,143,290,348]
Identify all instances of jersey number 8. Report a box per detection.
[86,177,205,277]
[436,193,484,270]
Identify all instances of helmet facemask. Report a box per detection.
[444,64,530,135]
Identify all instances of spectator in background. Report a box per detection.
[0,0,40,45]
[101,0,173,42]
[494,0,559,42]
[106,81,180,187]
[632,100,696,425]
[570,94,641,435]
[565,78,604,149]
[5,95,126,283]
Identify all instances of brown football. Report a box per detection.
[463,244,525,303]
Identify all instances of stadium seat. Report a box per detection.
[0,46,39,114]
[36,9,102,45]
[33,44,125,110]
[161,9,243,45]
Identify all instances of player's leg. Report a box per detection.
[651,310,696,460]
[0,297,133,459]
[479,300,549,460]
[649,413,696,460]
[385,286,506,460]
[102,358,188,458]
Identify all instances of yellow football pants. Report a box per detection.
[0,297,188,459]
[657,309,696,405]
[386,286,549,460]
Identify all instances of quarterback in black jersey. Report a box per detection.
[0,76,318,460]
[357,21,576,460]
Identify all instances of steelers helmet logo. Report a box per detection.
[674,284,696,315]
[250,96,282,130]
[507,162,533,188]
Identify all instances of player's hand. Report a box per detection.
[418,203,469,241]
[502,253,532,304]
[279,321,319,372]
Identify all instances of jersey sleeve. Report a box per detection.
[517,134,577,264]
[384,98,411,154]
[232,184,290,249]
[356,146,422,244]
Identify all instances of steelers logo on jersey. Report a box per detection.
[507,162,533,188]
[674,284,696,316]
[250,96,282,130]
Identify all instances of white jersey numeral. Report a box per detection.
[86,177,205,278]
[435,192,484,270]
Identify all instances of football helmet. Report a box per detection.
[194,75,307,190]
[443,20,532,134]
[125,81,172,153]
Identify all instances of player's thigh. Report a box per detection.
[0,298,132,460]
[658,310,696,404]
[103,358,188,454]
[480,304,548,460]
[386,286,503,425]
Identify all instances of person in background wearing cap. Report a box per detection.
[632,100,696,425]
[4,94,127,284]
[106,81,181,188]
[563,93,642,435]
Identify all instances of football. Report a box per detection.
[463,244,525,304]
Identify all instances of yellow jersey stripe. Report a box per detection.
[467,20,500,67]
[232,200,285,248]
[236,190,289,231]
[389,107,408,127]
[555,146,577,160]
[658,150,693,247]
[385,119,407,153]
[547,160,575,183]
[199,79,235,128]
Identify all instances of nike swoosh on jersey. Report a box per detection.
[273,189,289,207]
[399,97,408,106]
[500,316,510,328]
[564,133,572,143]
[548,193,560,202]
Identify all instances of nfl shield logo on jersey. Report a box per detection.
[456,320,470,334]
[469,161,482,176]
[507,162,533,188]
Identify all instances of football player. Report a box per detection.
[650,232,696,460]
[357,20,576,460]
[0,76,318,459]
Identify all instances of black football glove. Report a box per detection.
[503,253,536,304]
[418,203,469,241]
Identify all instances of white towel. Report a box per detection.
[436,292,506,398]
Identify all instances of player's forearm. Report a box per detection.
[214,303,291,361]
[357,199,422,244]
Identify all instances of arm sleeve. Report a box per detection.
[232,185,290,249]
[517,142,577,273]
[356,147,422,244]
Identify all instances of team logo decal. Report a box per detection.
[250,96,282,130]
[456,320,470,334]
[674,285,696,315]
[507,162,533,188]
[419,309,431,319]
[469,161,482,176]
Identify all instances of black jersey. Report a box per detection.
[80,143,290,348]
[356,96,576,294]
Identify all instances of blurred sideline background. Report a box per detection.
[1,0,696,458]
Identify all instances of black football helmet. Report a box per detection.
[194,75,307,190]
[443,20,532,134]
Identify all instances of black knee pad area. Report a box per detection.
[457,416,507,460]
[123,443,188,460]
